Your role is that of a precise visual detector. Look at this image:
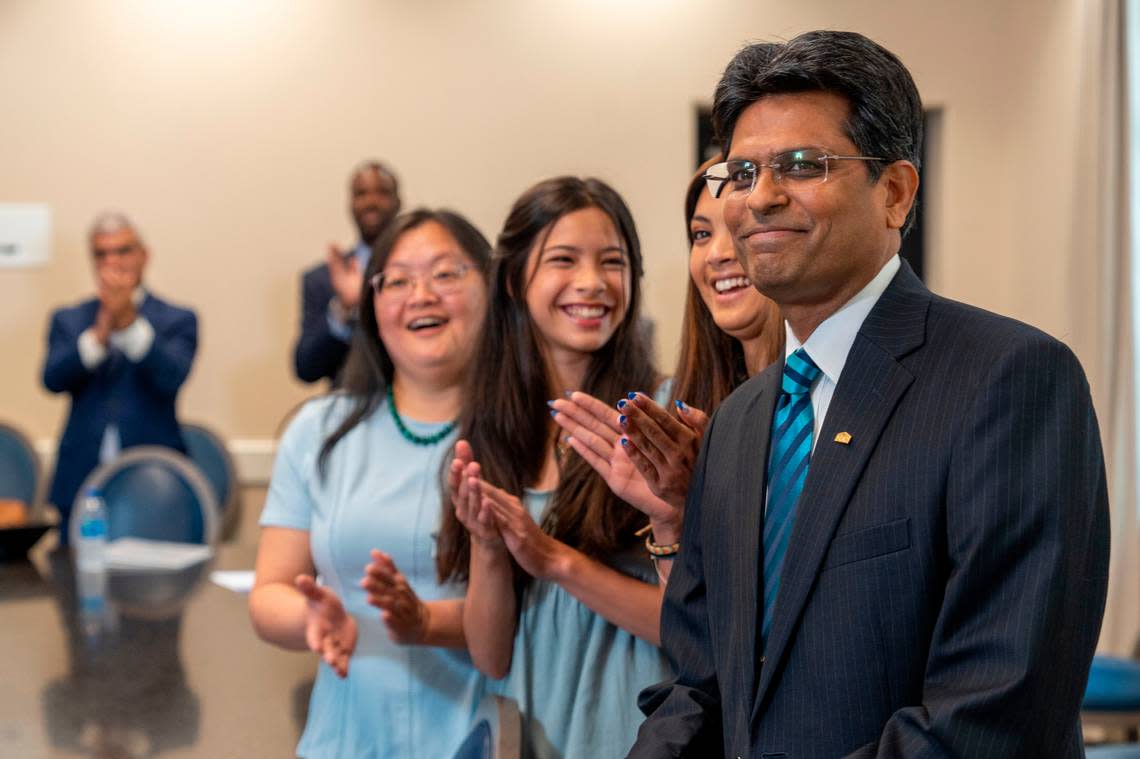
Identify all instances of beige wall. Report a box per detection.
[0,0,1091,442]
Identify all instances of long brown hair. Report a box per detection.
[669,158,783,411]
[437,177,658,582]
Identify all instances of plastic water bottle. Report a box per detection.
[76,489,108,572]
[74,490,110,644]
[77,566,109,643]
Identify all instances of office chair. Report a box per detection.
[181,422,240,540]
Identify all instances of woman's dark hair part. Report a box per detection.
[670,159,782,411]
[317,209,492,476]
[712,31,923,233]
[437,177,658,582]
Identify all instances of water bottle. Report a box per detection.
[76,489,108,572]
[75,489,111,645]
[77,566,109,644]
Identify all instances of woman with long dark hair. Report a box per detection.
[438,176,673,757]
[249,209,493,758]
[550,157,783,579]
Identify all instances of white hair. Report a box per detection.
[88,211,144,247]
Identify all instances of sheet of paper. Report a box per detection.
[210,569,256,593]
[104,537,213,571]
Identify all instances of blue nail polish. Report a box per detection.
[627,391,637,400]
[564,390,572,397]
[547,400,555,407]
[675,399,685,410]
[549,409,558,418]
[619,415,627,425]
[620,437,629,446]
[617,399,627,409]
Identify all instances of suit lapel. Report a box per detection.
[138,292,157,323]
[751,262,930,721]
[730,365,781,701]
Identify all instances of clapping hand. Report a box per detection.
[549,392,678,526]
[478,480,568,581]
[326,243,363,311]
[449,440,566,580]
[294,574,358,678]
[449,440,502,548]
[612,393,708,515]
[361,550,427,644]
[95,266,138,337]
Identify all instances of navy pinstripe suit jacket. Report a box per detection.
[630,262,1110,758]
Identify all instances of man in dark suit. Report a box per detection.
[630,31,1109,758]
[43,212,198,540]
[293,161,401,384]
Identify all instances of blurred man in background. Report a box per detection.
[292,160,401,385]
[43,212,198,539]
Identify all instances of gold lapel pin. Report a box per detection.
[834,431,852,445]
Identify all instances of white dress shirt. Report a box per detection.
[762,255,900,517]
[785,254,900,452]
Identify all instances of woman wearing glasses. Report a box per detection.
[249,209,492,758]
[550,155,784,582]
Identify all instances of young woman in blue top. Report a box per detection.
[249,209,492,758]
[435,177,675,758]
[550,155,784,583]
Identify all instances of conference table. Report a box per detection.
[0,514,316,758]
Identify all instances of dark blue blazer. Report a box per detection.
[293,262,351,385]
[630,262,1110,758]
[43,293,197,526]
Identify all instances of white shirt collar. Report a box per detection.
[132,286,147,307]
[785,254,900,386]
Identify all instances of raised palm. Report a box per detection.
[296,574,358,678]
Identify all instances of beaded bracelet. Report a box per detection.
[635,523,680,558]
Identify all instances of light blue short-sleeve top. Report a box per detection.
[261,394,486,759]
[490,381,676,758]
[490,491,672,759]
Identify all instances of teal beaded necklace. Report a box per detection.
[386,385,456,446]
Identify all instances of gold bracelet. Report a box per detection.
[635,523,680,558]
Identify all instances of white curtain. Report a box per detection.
[1075,0,1137,656]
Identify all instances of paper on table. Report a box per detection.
[210,570,256,593]
[105,537,213,571]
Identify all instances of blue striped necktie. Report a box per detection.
[762,348,821,646]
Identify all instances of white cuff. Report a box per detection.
[78,329,108,370]
[113,316,155,361]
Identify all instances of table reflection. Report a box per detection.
[42,548,201,758]
[0,524,315,759]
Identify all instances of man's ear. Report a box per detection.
[881,160,920,231]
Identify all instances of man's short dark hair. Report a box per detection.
[350,160,399,193]
[713,31,923,230]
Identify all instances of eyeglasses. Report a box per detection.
[703,148,889,199]
[370,262,475,299]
